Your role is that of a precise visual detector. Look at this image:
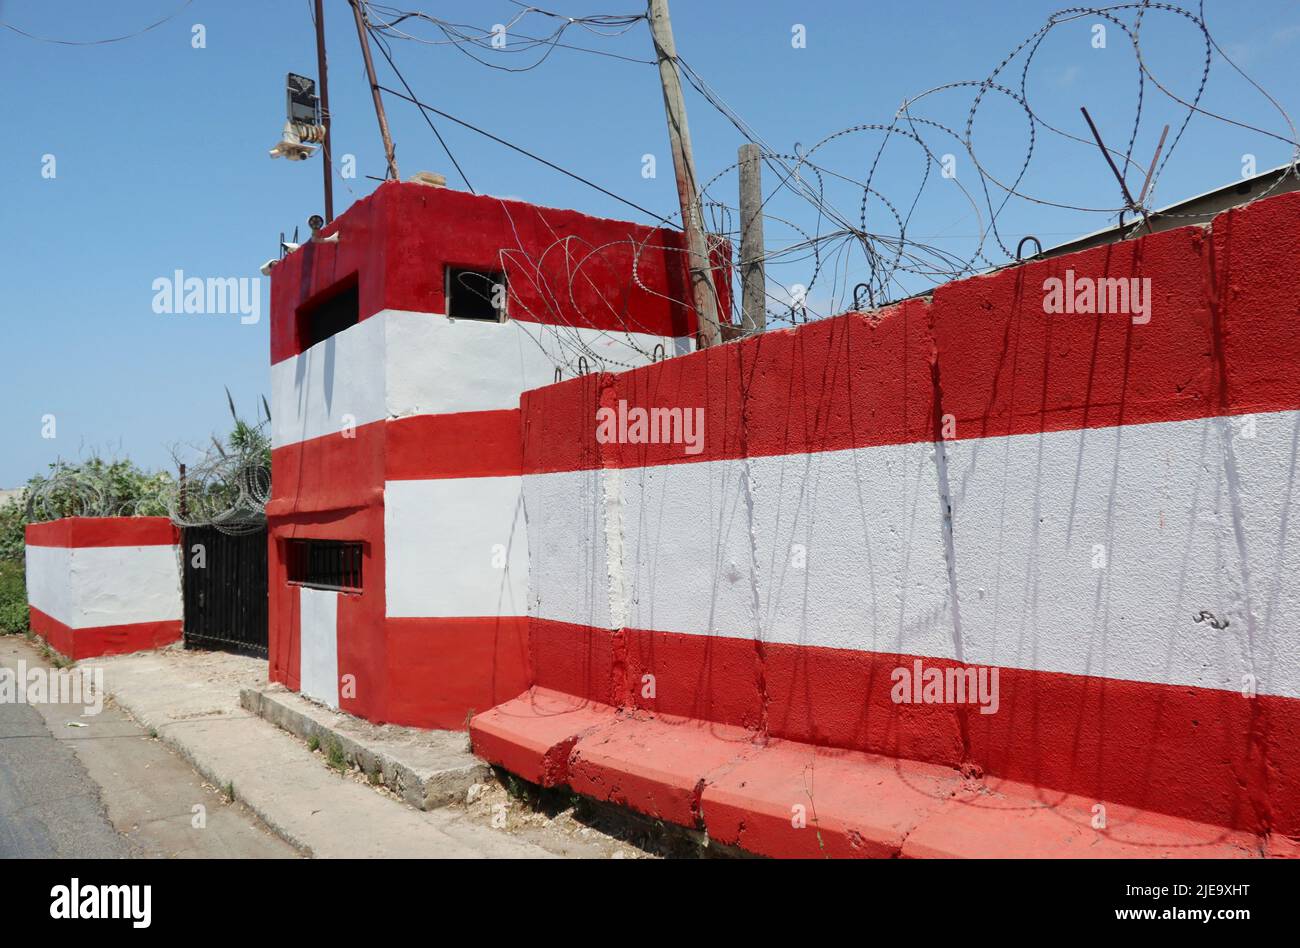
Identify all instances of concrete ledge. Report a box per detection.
[570,713,762,829]
[470,687,617,787]
[899,780,1262,859]
[241,684,489,810]
[701,741,966,858]
[472,693,1273,859]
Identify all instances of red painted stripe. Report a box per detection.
[521,374,618,476]
[526,618,1300,836]
[519,195,1300,475]
[387,410,521,480]
[24,517,178,549]
[269,421,385,515]
[271,183,704,364]
[28,606,180,660]
[1211,190,1300,414]
[386,616,531,730]
[270,410,522,498]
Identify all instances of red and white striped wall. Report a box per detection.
[503,191,1300,839]
[25,517,182,660]
[266,182,704,728]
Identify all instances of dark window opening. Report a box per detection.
[286,539,363,593]
[297,277,359,350]
[446,267,507,321]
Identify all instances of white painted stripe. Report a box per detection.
[385,477,529,618]
[524,410,1300,698]
[272,309,692,448]
[25,545,74,627]
[26,545,181,629]
[523,468,613,630]
[386,309,690,417]
[299,587,339,708]
[271,312,387,447]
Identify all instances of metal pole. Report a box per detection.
[647,0,721,348]
[737,142,766,333]
[349,0,399,180]
[313,0,334,221]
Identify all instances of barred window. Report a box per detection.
[286,539,363,593]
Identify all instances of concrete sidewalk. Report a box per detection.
[91,646,605,858]
[89,642,642,858]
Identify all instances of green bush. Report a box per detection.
[0,492,27,562]
[26,458,171,520]
[0,494,29,635]
[0,559,28,636]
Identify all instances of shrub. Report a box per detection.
[0,492,27,563]
[0,559,28,635]
[26,457,171,521]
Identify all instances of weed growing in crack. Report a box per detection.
[325,739,347,772]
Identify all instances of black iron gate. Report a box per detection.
[181,526,269,657]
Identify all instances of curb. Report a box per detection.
[240,686,490,810]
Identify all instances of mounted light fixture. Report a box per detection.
[269,74,326,161]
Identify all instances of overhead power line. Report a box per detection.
[365,17,476,192]
[2,0,194,45]
[375,83,674,226]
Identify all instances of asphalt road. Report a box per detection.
[0,694,133,858]
[0,638,297,859]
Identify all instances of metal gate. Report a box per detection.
[181,526,269,657]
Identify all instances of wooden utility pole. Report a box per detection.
[313,0,334,222]
[737,143,766,333]
[647,0,721,348]
[349,0,399,180]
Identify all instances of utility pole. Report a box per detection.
[737,142,766,333]
[313,0,334,222]
[349,0,399,180]
[647,0,721,348]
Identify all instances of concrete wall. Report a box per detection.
[513,191,1300,837]
[25,517,182,660]
[264,180,1299,837]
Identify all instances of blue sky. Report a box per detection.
[2,0,1297,486]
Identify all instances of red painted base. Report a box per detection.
[28,606,181,661]
[471,690,1271,859]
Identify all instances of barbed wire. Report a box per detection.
[365,1,1300,372]
[26,464,171,522]
[678,1,1300,327]
[164,420,272,537]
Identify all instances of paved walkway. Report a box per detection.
[92,646,566,858]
